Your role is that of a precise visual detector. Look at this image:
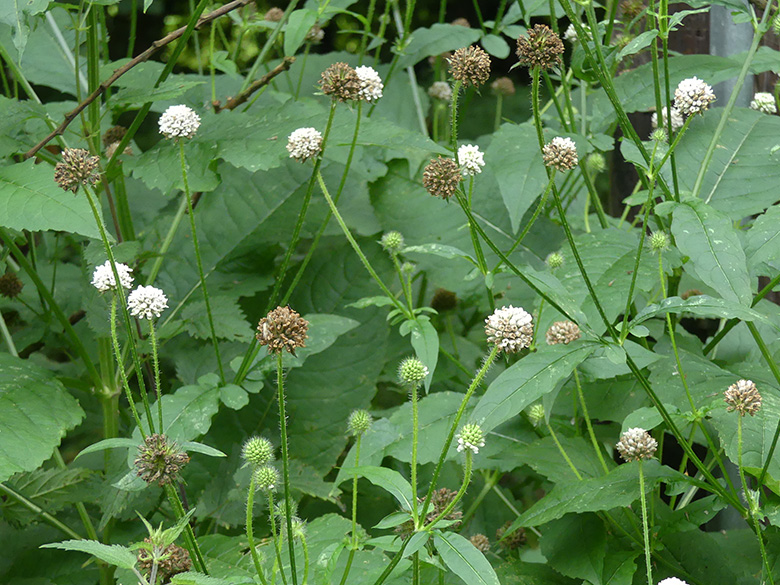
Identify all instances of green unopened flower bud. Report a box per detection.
[457,423,485,454]
[545,251,564,270]
[401,262,416,275]
[528,404,545,426]
[291,518,306,540]
[774,14,780,35]
[398,357,429,387]
[651,128,668,143]
[586,152,606,175]
[274,499,298,520]
[380,231,404,253]
[242,436,274,467]
[254,465,280,491]
[649,231,670,252]
[348,409,372,436]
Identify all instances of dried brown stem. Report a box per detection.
[212,56,296,112]
[24,0,253,160]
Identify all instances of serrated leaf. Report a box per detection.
[433,531,500,585]
[397,24,481,68]
[630,295,775,329]
[284,9,318,56]
[41,540,137,569]
[540,514,605,584]
[2,467,94,525]
[182,296,252,342]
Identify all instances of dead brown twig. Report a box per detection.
[212,56,296,112]
[24,0,253,160]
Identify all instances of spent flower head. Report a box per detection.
[320,62,360,101]
[750,92,777,114]
[158,105,201,140]
[264,7,284,21]
[485,305,534,353]
[102,125,127,148]
[135,434,189,486]
[543,137,578,172]
[256,305,309,355]
[380,230,404,253]
[516,24,565,70]
[546,321,581,345]
[54,148,100,193]
[428,81,453,101]
[128,286,168,320]
[724,379,762,416]
[673,77,715,117]
[470,534,490,552]
[306,24,325,43]
[457,423,486,454]
[355,66,384,102]
[491,77,515,97]
[137,540,191,584]
[616,428,657,462]
[398,356,429,387]
[254,465,280,491]
[0,272,23,299]
[91,260,134,293]
[423,156,461,199]
[431,288,458,312]
[457,144,485,176]
[447,46,491,87]
[651,106,685,132]
[496,521,527,550]
[242,436,274,467]
[286,127,322,162]
[348,409,372,436]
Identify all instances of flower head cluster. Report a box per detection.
[543,137,578,172]
[457,423,486,454]
[428,81,453,101]
[496,521,526,550]
[516,24,565,70]
[563,23,591,43]
[158,105,201,140]
[286,127,322,162]
[137,539,191,583]
[546,321,581,345]
[127,286,168,320]
[546,251,564,269]
[586,152,607,175]
[0,272,23,299]
[649,231,670,252]
[242,436,274,467]
[306,25,325,43]
[102,125,132,157]
[423,156,461,199]
[651,107,684,132]
[135,434,190,486]
[724,379,762,416]
[91,260,134,293]
[254,465,280,491]
[256,305,309,355]
[264,7,284,21]
[616,428,657,462]
[320,62,360,101]
[355,66,384,102]
[396,487,463,538]
[457,144,485,176]
[470,533,490,552]
[431,288,458,312]
[398,356,429,388]
[54,148,100,193]
[447,46,491,87]
[491,77,515,97]
[673,77,715,117]
[750,92,777,114]
[380,230,404,253]
[348,409,372,436]
[485,305,534,353]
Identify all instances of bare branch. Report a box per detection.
[212,56,296,112]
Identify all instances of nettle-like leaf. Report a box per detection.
[433,531,500,585]
[41,540,137,570]
[396,24,481,68]
[2,467,95,525]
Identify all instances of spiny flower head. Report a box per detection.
[528,404,545,426]
[457,144,485,176]
[135,434,190,486]
[516,24,564,70]
[447,45,491,87]
[348,409,372,436]
[651,106,684,132]
[649,231,670,252]
[254,465,280,491]
[543,136,578,172]
[355,66,384,102]
[724,379,762,416]
[616,427,657,462]
[423,156,461,199]
[485,305,534,353]
[0,272,23,299]
[491,77,515,97]
[137,540,191,583]
[91,260,134,293]
[127,285,168,320]
[586,152,607,175]
[750,92,777,114]
[319,62,360,101]
[546,321,581,345]
[398,356,429,388]
[470,533,490,552]
[380,230,404,253]
[54,148,100,193]
[256,305,309,355]
[242,436,274,467]
[546,251,564,270]
[673,77,715,117]
[286,127,322,162]
[158,105,201,140]
[428,81,453,101]
[457,423,485,454]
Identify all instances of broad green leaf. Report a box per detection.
[403,531,430,558]
[340,465,414,511]
[630,296,775,329]
[433,531,500,585]
[0,354,84,482]
[480,34,510,58]
[75,438,138,460]
[617,30,658,60]
[671,199,751,305]
[2,467,94,525]
[180,441,226,458]
[182,296,252,342]
[41,540,137,570]
[407,318,439,392]
[744,204,780,271]
[471,342,598,432]
[540,514,605,584]
[0,160,103,239]
[170,573,236,585]
[0,0,49,58]
[397,24,481,68]
[284,9,318,56]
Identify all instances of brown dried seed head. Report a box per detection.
[319,62,359,101]
[516,24,565,70]
[135,434,190,486]
[496,521,526,550]
[543,137,578,172]
[422,156,461,199]
[451,17,471,27]
[491,76,516,97]
[725,379,762,416]
[431,288,458,312]
[620,0,645,20]
[102,125,127,148]
[256,305,309,355]
[264,7,284,21]
[470,533,490,552]
[546,321,581,345]
[448,45,491,87]
[54,148,101,193]
[0,272,23,299]
[137,539,192,583]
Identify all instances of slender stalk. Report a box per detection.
[411,383,420,524]
[146,198,188,286]
[127,0,138,57]
[425,452,473,530]
[300,533,310,585]
[164,483,207,573]
[0,483,83,539]
[493,94,503,131]
[111,297,147,437]
[0,310,17,356]
[178,140,224,382]
[277,352,298,585]
[573,369,609,473]
[545,419,582,480]
[149,320,163,433]
[247,475,270,585]
[638,461,653,585]
[268,490,289,585]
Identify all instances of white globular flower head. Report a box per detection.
[355,66,384,102]
[286,127,322,162]
[91,261,134,293]
[750,92,777,114]
[485,305,534,353]
[398,357,429,388]
[542,136,578,172]
[158,105,201,140]
[657,579,690,585]
[127,286,168,320]
[457,423,485,454]
[457,144,485,176]
[651,107,684,132]
[616,427,657,462]
[673,77,715,117]
[428,81,453,101]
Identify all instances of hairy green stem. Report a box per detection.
[638,461,653,585]
[149,320,163,433]
[573,369,609,473]
[247,475,270,585]
[164,483,207,573]
[425,452,473,530]
[277,352,298,585]
[110,297,147,437]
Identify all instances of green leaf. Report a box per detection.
[181,441,227,458]
[408,318,439,392]
[284,9,318,56]
[41,540,137,570]
[480,34,510,58]
[0,160,103,239]
[339,465,413,511]
[75,438,138,460]
[540,514,606,584]
[617,30,658,60]
[397,24,481,68]
[471,342,598,432]
[169,573,237,585]
[403,531,430,558]
[182,296,252,343]
[670,199,752,305]
[0,354,84,482]
[0,0,49,58]
[2,467,94,525]
[433,531,500,585]
[744,204,780,271]
[630,295,776,329]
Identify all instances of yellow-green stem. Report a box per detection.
[277,352,298,585]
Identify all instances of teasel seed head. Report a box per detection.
[457,423,486,454]
[398,356,429,388]
[54,148,101,193]
[135,434,190,486]
[254,465,280,491]
[516,24,564,70]
[348,409,373,436]
[242,436,274,467]
[724,379,762,416]
[256,305,309,355]
[422,156,461,199]
[447,45,491,88]
[616,427,657,462]
[319,62,360,101]
[380,230,404,253]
